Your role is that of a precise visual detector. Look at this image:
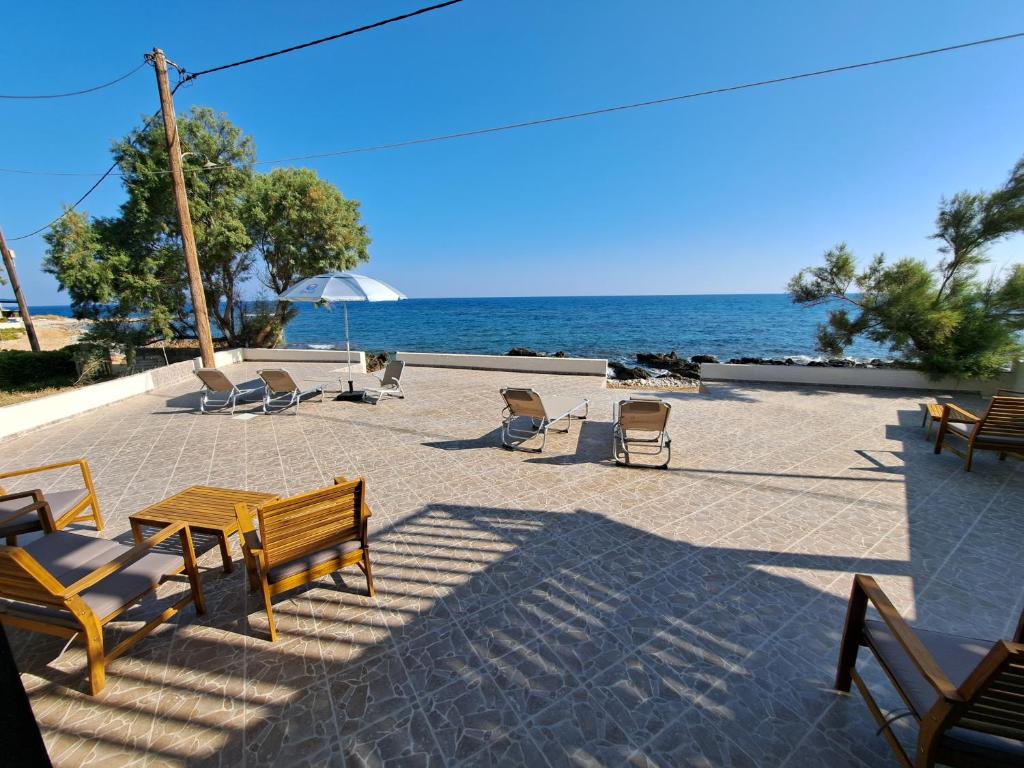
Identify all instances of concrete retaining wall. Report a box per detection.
[0,347,366,440]
[241,348,365,372]
[395,351,608,376]
[700,362,1023,395]
[0,358,199,439]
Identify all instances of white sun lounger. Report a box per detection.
[195,368,260,414]
[500,387,589,452]
[257,369,325,414]
[613,395,672,468]
[362,360,406,404]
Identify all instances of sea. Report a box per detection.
[30,294,892,364]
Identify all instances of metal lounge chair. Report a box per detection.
[362,360,406,404]
[835,574,1024,767]
[0,459,103,545]
[613,395,672,468]
[499,387,589,452]
[257,368,325,414]
[234,477,374,642]
[0,524,205,695]
[933,394,1024,470]
[194,368,259,414]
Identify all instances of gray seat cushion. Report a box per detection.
[0,488,89,535]
[947,420,1024,446]
[864,619,990,716]
[24,531,125,583]
[946,422,977,439]
[13,531,183,620]
[864,620,1024,760]
[267,539,363,584]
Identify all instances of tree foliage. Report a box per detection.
[44,107,370,347]
[789,156,1024,379]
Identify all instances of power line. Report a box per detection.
[6,30,1023,181]
[180,0,466,81]
[0,60,147,100]
[7,29,1023,238]
[7,83,184,242]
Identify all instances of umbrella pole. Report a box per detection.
[344,301,353,392]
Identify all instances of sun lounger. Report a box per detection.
[613,395,672,468]
[362,360,406,404]
[500,387,589,452]
[195,368,260,414]
[257,369,325,414]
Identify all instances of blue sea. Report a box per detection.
[31,294,892,363]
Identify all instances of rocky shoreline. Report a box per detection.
[503,347,903,383]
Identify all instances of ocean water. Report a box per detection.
[31,294,891,362]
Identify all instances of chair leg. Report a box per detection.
[835,578,867,692]
[81,462,104,532]
[259,580,278,642]
[84,625,106,695]
[964,445,974,471]
[361,549,375,597]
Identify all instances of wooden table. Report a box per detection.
[129,486,277,573]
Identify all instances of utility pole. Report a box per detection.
[0,226,41,352]
[149,48,215,367]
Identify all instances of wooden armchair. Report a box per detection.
[0,525,205,695]
[0,459,104,544]
[933,396,1024,471]
[836,575,1024,767]
[234,477,374,642]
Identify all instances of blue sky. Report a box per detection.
[2,1,1023,303]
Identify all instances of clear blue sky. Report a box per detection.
[2,1,1023,303]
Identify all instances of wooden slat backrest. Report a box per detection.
[257,479,364,569]
[0,547,67,607]
[951,642,1024,741]
[977,396,1024,441]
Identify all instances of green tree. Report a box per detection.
[789,156,1024,379]
[44,107,370,347]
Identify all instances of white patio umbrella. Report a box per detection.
[277,273,406,399]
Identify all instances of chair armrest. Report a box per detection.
[0,458,89,482]
[943,404,980,422]
[854,575,961,701]
[60,522,191,597]
[0,490,56,532]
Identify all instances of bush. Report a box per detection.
[0,349,77,390]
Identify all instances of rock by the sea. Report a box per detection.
[506,347,540,357]
[689,354,719,364]
[636,351,700,379]
[609,361,650,380]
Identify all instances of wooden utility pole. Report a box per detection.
[149,48,215,367]
[0,226,41,352]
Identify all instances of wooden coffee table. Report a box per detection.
[129,486,278,573]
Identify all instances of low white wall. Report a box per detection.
[0,346,369,440]
[396,351,608,376]
[0,358,198,440]
[241,348,365,373]
[700,362,1016,394]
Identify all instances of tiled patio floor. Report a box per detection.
[2,363,1022,767]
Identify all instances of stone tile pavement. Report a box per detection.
[1,362,1022,766]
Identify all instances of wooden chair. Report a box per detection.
[0,525,205,695]
[933,395,1024,470]
[0,459,103,544]
[234,477,375,642]
[836,574,1024,767]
